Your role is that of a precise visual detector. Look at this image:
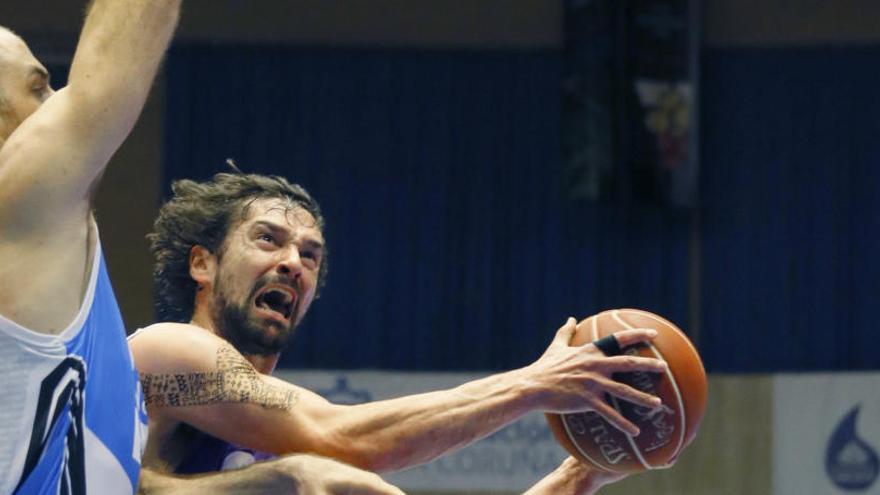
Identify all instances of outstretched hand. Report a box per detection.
[280,455,406,495]
[524,317,667,436]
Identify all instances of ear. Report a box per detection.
[189,245,217,290]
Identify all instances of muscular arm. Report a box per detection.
[140,346,530,472]
[0,0,180,222]
[0,0,180,332]
[134,321,665,473]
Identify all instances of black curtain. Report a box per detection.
[164,44,691,371]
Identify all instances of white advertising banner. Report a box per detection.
[773,373,880,495]
[275,370,568,491]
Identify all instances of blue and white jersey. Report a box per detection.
[0,238,148,494]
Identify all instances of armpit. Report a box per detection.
[140,346,299,410]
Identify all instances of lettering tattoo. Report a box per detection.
[140,346,298,410]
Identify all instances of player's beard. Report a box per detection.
[210,274,303,356]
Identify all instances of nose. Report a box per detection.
[276,246,303,279]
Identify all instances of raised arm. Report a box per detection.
[133,320,666,473]
[0,0,180,226]
[0,1,180,333]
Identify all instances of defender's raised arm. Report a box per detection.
[0,2,181,492]
[0,0,180,227]
[0,0,181,334]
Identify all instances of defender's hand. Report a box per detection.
[281,455,406,495]
[524,457,628,495]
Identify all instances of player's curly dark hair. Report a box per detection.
[147,170,327,322]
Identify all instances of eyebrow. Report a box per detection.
[301,238,325,252]
[29,66,49,81]
[252,220,325,250]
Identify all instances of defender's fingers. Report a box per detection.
[591,398,640,437]
[361,480,407,495]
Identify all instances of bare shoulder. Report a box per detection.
[129,322,232,373]
[132,324,300,414]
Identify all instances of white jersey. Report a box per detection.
[0,238,147,494]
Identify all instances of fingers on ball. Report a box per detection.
[603,354,667,373]
[554,317,578,342]
[604,379,663,409]
[610,328,658,347]
[592,399,640,437]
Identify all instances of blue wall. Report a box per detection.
[164,44,879,372]
[701,46,880,371]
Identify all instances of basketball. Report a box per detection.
[545,308,708,473]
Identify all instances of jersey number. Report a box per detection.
[15,356,87,495]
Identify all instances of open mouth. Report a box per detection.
[254,286,296,321]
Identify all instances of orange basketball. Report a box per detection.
[545,309,708,473]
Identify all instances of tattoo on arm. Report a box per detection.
[140,346,299,410]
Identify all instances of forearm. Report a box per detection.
[138,465,295,495]
[66,0,180,160]
[323,368,540,472]
[71,0,181,96]
[138,455,403,495]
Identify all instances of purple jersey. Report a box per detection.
[174,427,274,474]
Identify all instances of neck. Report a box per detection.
[190,296,282,374]
[190,296,220,335]
[246,354,280,374]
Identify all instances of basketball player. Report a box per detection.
[130,171,666,490]
[0,1,180,490]
[0,3,409,494]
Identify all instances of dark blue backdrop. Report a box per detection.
[701,46,880,372]
[164,43,879,372]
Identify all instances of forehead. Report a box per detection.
[237,197,323,238]
[0,30,46,86]
[0,29,39,67]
